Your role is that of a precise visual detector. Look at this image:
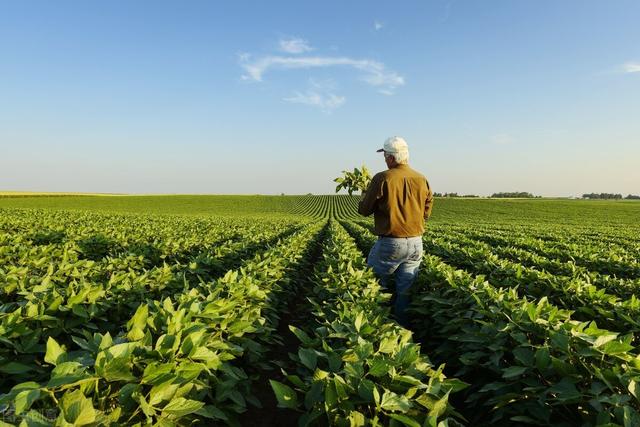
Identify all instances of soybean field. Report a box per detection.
[1,195,640,426]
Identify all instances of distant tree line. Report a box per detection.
[490,192,538,198]
[582,193,640,200]
[433,192,479,198]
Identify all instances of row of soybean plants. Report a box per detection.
[331,195,360,220]
[0,210,303,386]
[272,220,467,426]
[288,195,360,220]
[0,211,315,425]
[438,222,640,263]
[442,223,640,280]
[441,227,640,299]
[421,232,640,338]
[343,221,640,426]
[289,195,329,219]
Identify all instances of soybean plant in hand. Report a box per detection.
[333,165,372,195]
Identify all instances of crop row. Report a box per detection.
[288,195,360,220]
[434,222,640,261]
[342,220,640,426]
[442,229,640,299]
[0,219,325,426]
[274,220,466,426]
[444,226,640,280]
[0,215,304,388]
[420,233,640,340]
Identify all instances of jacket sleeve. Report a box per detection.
[424,179,434,220]
[358,174,384,216]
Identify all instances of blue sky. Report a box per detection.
[1,0,638,196]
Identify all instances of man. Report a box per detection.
[358,136,433,326]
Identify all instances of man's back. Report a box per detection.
[358,164,433,237]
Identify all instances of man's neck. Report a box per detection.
[389,163,408,169]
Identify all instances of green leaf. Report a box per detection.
[378,336,397,354]
[325,382,338,407]
[127,304,149,341]
[368,357,389,377]
[549,331,569,352]
[513,347,534,367]
[373,384,381,409]
[14,388,41,415]
[136,392,156,418]
[269,380,298,409]
[289,325,313,345]
[304,382,323,409]
[142,362,174,385]
[334,376,348,400]
[502,366,528,379]
[380,389,411,412]
[599,340,633,355]
[0,362,34,374]
[46,362,89,388]
[354,311,365,332]
[61,389,96,426]
[535,347,551,371]
[357,379,375,402]
[149,381,180,406]
[349,410,366,427]
[161,397,205,418]
[624,405,640,427]
[286,374,305,388]
[101,357,136,382]
[195,405,229,421]
[190,347,221,368]
[628,380,640,402]
[127,304,148,330]
[428,392,449,418]
[389,413,421,427]
[548,378,581,403]
[44,337,65,366]
[298,348,318,371]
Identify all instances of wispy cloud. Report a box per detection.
[279,37,313,54]
[240,55,404,94]
[440,0,455,22]
[283,79,345,113]
[623,62,640,73]
[374,20,384,31]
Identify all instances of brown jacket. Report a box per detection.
[358,164,433,237]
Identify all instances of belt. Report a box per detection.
[378,235,421,239]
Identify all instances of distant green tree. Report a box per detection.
[582,193,623,199]
[491,192,536,198]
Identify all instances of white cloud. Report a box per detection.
[284,91,345,113]
[283,79,345,113]
[240,55,404,94]
[623,62,640,73]
[374,21,384,31]
[279,37,313,54]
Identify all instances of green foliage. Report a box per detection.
[343,220,640,425]
[276,221,466,426]
[1,195,640,426]
[334,165,372,196]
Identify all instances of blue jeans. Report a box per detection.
[367,236,423,327]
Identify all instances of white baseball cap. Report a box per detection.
[377,136,408,154]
